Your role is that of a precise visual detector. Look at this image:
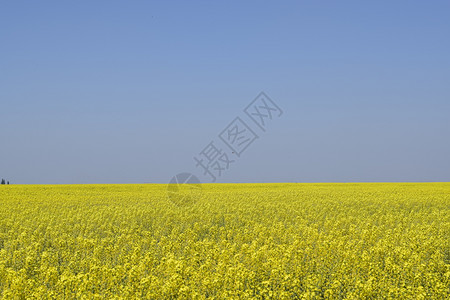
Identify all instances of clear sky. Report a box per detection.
[1,1,449,184]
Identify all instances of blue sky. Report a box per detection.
[1,1,449,184]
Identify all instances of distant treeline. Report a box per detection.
[1,179,10,184]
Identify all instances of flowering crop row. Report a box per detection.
[0,183,449,299]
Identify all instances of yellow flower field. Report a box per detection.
[0,183,449,299]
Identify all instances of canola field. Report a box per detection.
[0,183,449,299]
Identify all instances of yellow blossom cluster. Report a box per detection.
[0,183,449,299]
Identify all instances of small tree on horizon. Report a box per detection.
[1,179,5,185]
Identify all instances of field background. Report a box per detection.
[0,183,449,299]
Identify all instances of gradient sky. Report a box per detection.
[1,1,449,184]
